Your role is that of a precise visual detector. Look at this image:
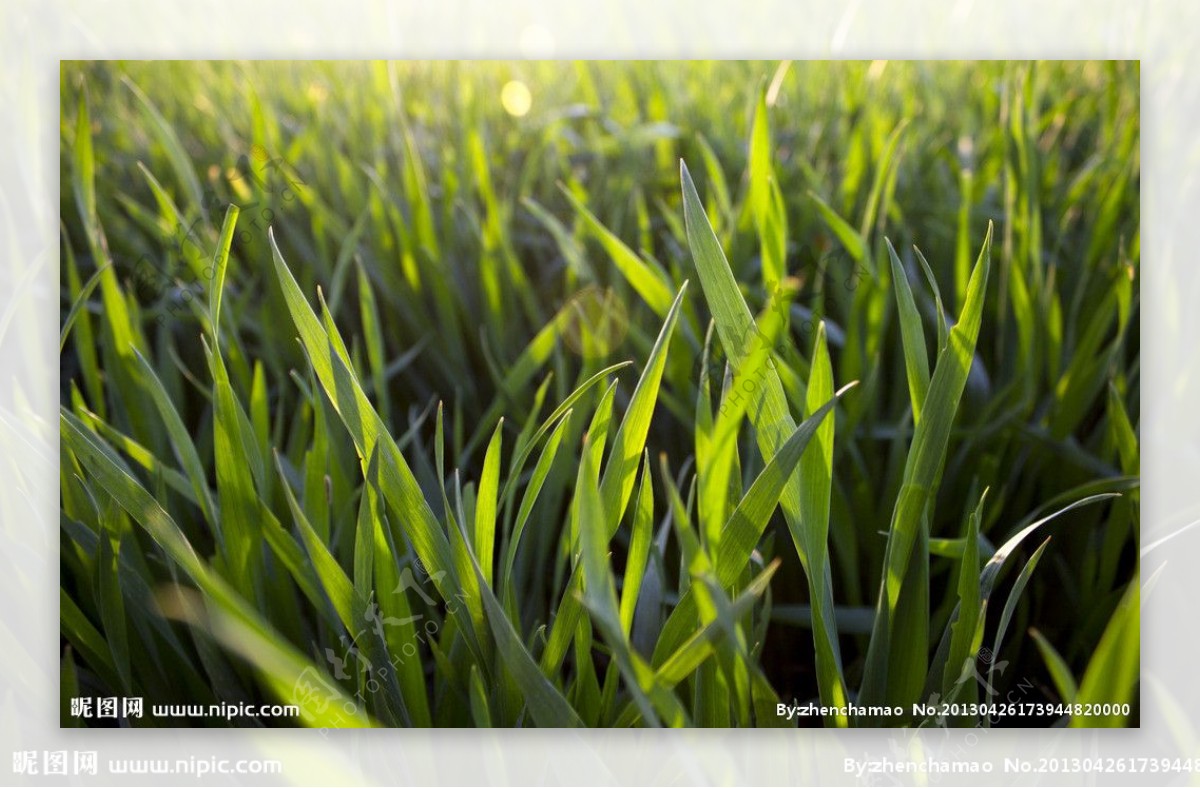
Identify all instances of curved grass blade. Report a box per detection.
[62,409,370,727]
[598,284,687,537]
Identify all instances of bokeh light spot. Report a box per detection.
[501,81,532,117]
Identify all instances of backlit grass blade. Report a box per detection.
[268,229,481,643]
[1070,576,1138,727]
[942,490,985,696]
[616,559,780,726]
[207,205,241,345]
[1030,628,1079,703]
[205,339,262,599]
[577,443,691,727]
[132,348,217,523]
[619,454,654,638]
[561,186,674,319]
[275,452,355,630]
[62,410,370,727]
[61,226,104,415]
[502,413,570,591]
[469,665,493,727]
[461,516,583,727]
[913,246,948,354]
[59,262,110,353]
[887,238,931,421]
[860,221,993,708]
[680,159,851,713]
[748,87,786,289]
[797,322,849,724]
[598,284,687,537]
[497,362,630,517]
[61,589,121,693]
[96,522,132,694]
[123,75,206,220]
[652,386,852,663]
[701,282,794,548]
[475,420,503,588]
[986,536,1052,710]
[807,189,867,269]
[356,259,392,417]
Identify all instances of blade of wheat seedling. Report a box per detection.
[887,238,931,421]
[680,159,850,714]
[356,259,392,417]
[206,205,240,341]
[269,229,486,657]
[502,413,570,591]
[941,490,986,698]
[986,536,1051,699]
[577,443,690,727]
[469,664,493,727]
[560,185,674,319]
[1030,628,1079,704]
[747,87,787,290]
[652,387,852,662]
[95,518,132,694]
[1070,576,1138,727]
[62,410,371,727]
[461,513,583,727]
[695,134,732,238]
[614,559,780,727]
[475,420,504,588]
[131,349,216,524]
[60,262,110,353]
[123,75,206,219]
[701,282,794,550]
[807,189,867,270]
[204,338,263,600]
[619,453,654,638]
[598,284,687,537]
[913,246,948,354]
[861,221,993,709]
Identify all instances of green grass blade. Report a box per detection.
[680,159,853,712]
[62,409,370,727]
[208,205,241,344]
[942,490,985,696]
[1070,576,1138,727]
[598,284,687,537]
[268,229,481,640]
[861,221,993,707]
[986,536,1052,704]
[503,412,570,590]
[462,523,583,727]
[475,420,504,588]
[1030,628,1079,703]
[59,263,110,353]
[807,189,867,269]
[887,238,931,421]
[561,186,674,318]
[619,454,654,638]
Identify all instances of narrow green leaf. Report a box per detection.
[560,186,675,318]
[475,420,504,588]
[598,284,687,537]
[1030,628,1079,704]
[1071,577,1138,727]
[887,238,931,422]
[619,454,654,638]
[942,490,986,695]
[62,409,370,727]
[208,205,241,344]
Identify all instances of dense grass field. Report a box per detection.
[59,60,1139,728]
